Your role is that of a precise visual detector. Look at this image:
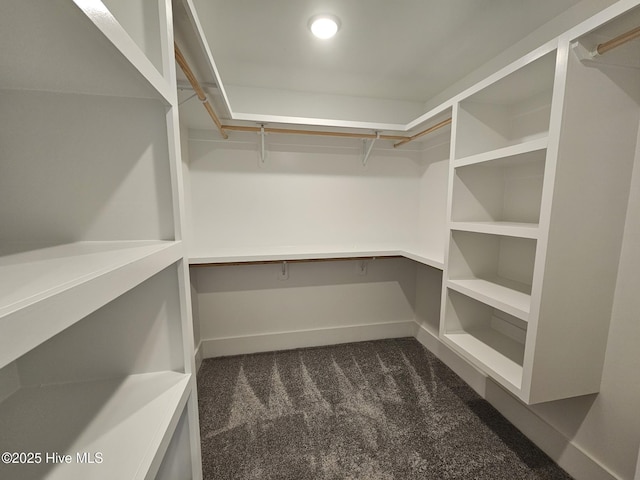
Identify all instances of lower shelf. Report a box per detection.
[189,244,444,269]
[443,330,523,389]
[0,371,191,480]
[443,288,527,392]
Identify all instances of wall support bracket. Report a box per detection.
[362,132,379,166]
[278,261,289,280]
[259,125,266,163]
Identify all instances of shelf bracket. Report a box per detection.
[278,261,289,280]
[259,125,266,163]
[362,132,379,166]
[357,259,368,276]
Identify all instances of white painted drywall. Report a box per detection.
[195,257,418,355]
[529,121,640,480]
[0,90,174,243]
[187,130,422,257]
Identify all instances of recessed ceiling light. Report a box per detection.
[308,14,340,40]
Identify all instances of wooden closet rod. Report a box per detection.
[596,25,640,55]
[174,44,228,139]
[174,45,451,145]
[220,124,407,141]
[393,117,452,148]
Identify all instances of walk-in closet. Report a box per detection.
[1,1,639,479]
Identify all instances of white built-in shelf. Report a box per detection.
[454,50,556,159]
[190,245,445,270]
[0,372,191,480]
[443,330,524,389]
[0,1,173,103]
[0,241,182,369]
[453,137,548,167]
[446,278,531,320]
[400,248,445,270]
[74,0,175,103]
[450,222,539,239]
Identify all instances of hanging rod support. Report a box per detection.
[362,132,379,166]
[260,125,266,163]
[593,25,640,56]
[174,43,228,139]
[394,118,452,148]
[278,261,289,280]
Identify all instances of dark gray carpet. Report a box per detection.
[197,338,572,480]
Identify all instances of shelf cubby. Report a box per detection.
[451,142,546,231]
[447,230,535,319]
[0,241,182,369]
[0,90,175,244]
[0,1,172,102]
[454,51,556,159]
[0,264,191,479]
[443,288,526,390]
[100,0,165,77]
[0,372,191,480]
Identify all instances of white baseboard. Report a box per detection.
[194,342,203,372]
[414,323,620,480]
[201,320,418,358]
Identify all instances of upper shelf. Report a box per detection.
[454,51,557,159]
[0,0,174,103]
[189,244,444,270]
[0,241,182,369]
[453,137,548,168]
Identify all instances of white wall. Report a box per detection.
[529,123,640,480]
[417,129,450,259]
[187,130,423,256]
[195,258,418,357]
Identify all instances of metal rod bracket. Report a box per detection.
[363,132,379,166]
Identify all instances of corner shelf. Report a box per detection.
[189,244,444,270]
[0,372,191,480]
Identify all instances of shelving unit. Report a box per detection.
[441,0,640,403]
[441,46,558,403]
[0,1,201,479]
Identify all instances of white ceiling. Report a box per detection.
[176,0,601,129]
